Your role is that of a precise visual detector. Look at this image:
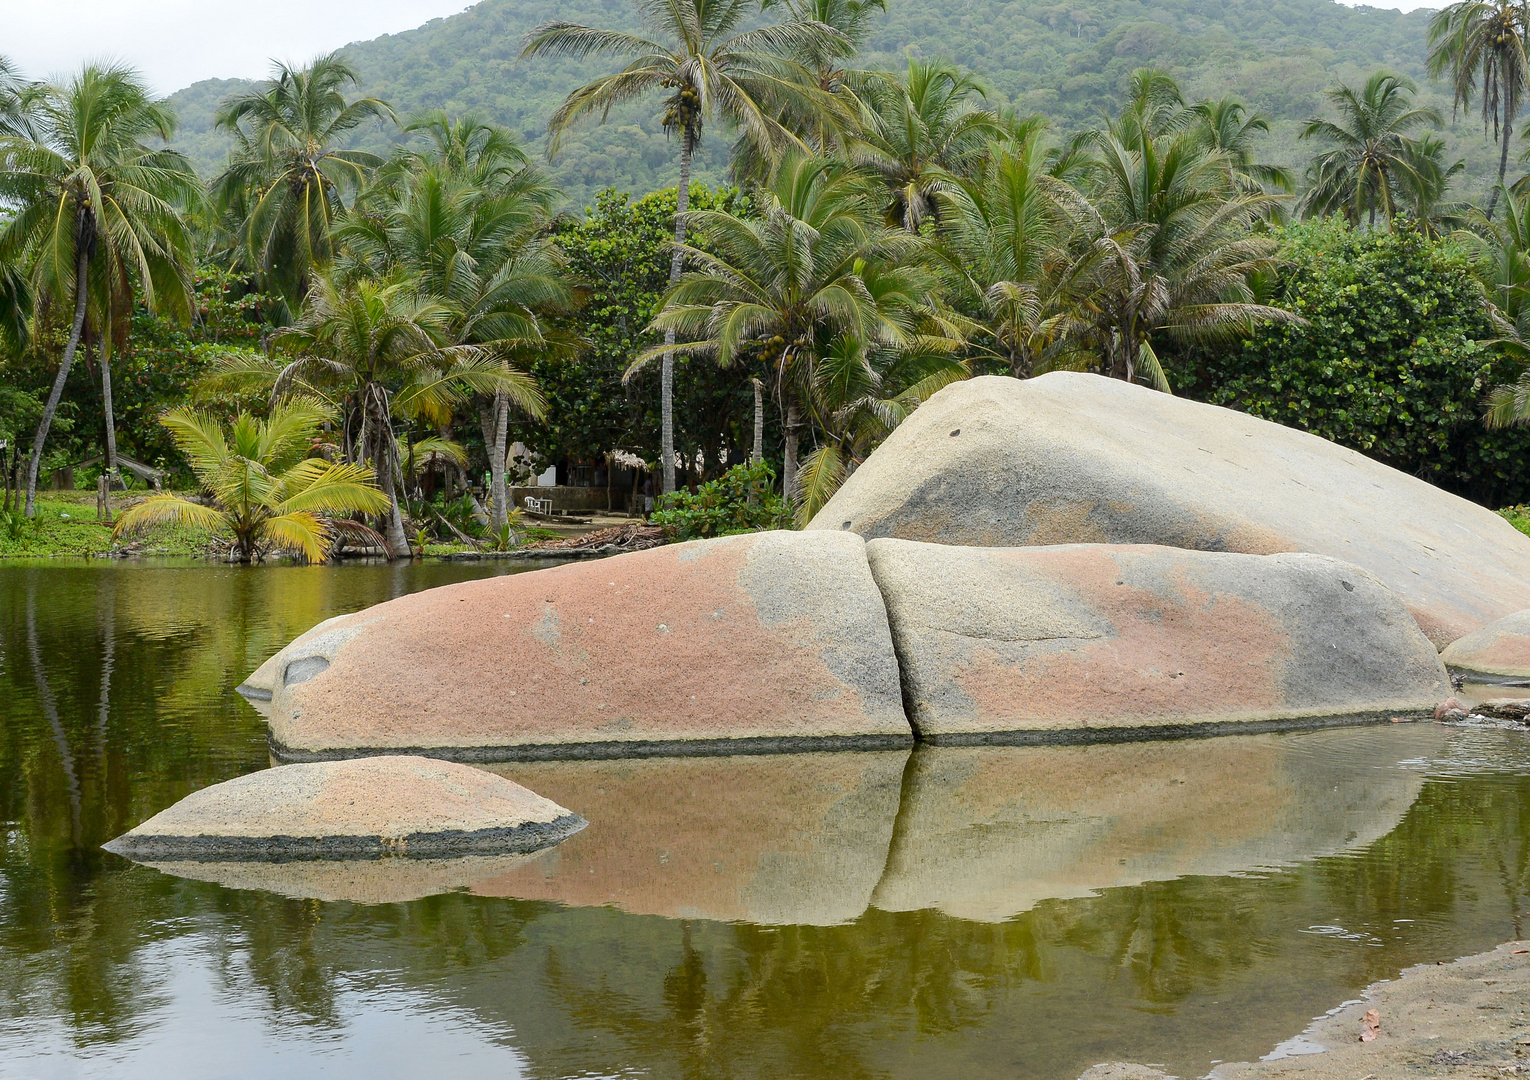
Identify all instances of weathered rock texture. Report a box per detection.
[868,540,1448,738]
[237,613,352,701]
[872,725,1440,922]
[808,373,1530,647]
[472,751,908,924]
[267,531,911,760]
[102,756,585,860]
[1084,939,1530,1080]
[1439,608,1530,678]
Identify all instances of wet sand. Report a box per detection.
[1081,939,1530,1079]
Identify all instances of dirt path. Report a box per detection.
[1081,940,1530,1079]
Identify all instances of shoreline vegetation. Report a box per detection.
[11,0,1530,557]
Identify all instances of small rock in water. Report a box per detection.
[1435,697,1469,721]
[102,755,586,861]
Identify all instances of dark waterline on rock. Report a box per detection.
[1,559,1529,1080]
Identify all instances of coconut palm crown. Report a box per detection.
[113,401,391,563]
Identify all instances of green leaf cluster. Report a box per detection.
[650,459,789,539]
[1175,219,1530,505]
[522,184,767,479]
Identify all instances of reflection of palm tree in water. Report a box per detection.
[26,581,82,840]
[97,578,116,767]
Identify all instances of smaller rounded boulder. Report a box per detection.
[1440,609,1530,679]
[102,756,586,861]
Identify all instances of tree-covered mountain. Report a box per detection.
[165,0,1498,211]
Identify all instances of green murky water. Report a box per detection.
[2,560,1529,1080]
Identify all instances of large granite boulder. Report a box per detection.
[807,373,1530,647]
[866,540,1449,739]
[102,756,585,860]
[266,530,911,761]
[1439,608,1530,679]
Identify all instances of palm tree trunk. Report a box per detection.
[491,390,510,529]
[370,389,408,558]
[751,378,764,464]
[1489,114,1514,221]
[25,246,90,517]
[100,337,117,522]
[660,132,695,496]
[101,292,118,494]
[783,400,801,508]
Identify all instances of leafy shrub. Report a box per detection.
[1170,220,1530,506]
[651,460,789,540]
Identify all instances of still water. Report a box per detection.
[1,560,1528,1080]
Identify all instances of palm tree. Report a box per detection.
[113,401,391,563]
[342,123,566,529]
[1428,0,1530,219]
[207,272,543,556]
[211,52,395,309]
[1298,71,1446,228]
[1068,124,1300,389]
[932,128,1088,378]
[856,58,1005,230]
[521,0,844,495]
[1190,96,1295,195]
[643,154,931,503]
[0,64,199,517]
[734,0,886,169]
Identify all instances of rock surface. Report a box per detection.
[872,726,1439,922]
[1083,939,1530,1079]
[472,751,908,924]
[268,531,911,761]
[867,540,1449,738]
[1440,607,1530,677]
[102,756,585,860]
[237,613,352,701]
[808,373,1530,647]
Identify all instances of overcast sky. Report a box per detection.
[2,1,476,95]
[3,0,1437,97]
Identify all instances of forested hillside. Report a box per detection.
[162,0,1494,209]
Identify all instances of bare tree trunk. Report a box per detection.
[751,378,764,464]
[370,391,408,558]
[101,293,119,494]
[660,133,695,496]
[490,390,509,529]
[1488,114,1514,222]
[783,400,801,507]
[26,246,90,517]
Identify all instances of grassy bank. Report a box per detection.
[0,491,215,559]
[1500,505,1530,538]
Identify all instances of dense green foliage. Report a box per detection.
[650,459,788,538]
[160,0,1507,210]
[1173,220,1530,505]
[524,184,766,482]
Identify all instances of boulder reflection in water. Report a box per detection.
[472,725,1442,924]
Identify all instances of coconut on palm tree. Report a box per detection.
[113,400,391,563]
[521,0,845,494]
[1429,0,1530,220]
[211,52,395,310]
[1297,71,1446,228]
[0,64,199,517]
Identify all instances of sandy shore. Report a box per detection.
[1080,939,1530,1079]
